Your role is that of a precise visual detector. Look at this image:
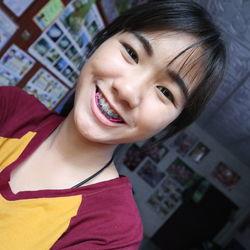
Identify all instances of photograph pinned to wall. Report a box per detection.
[59,0,98,39]
[45,48,60,63]
[3,0,34,17]
[54,57,68,72]
[160,177,182,203]
[147,194,162,215]
[24,68,68,109]
[189,142,210,163]
[161,199,175,214]
[29,35,80,88]
[57,35,71,51]
[142,137,169,163]
[0,65,19,86]
[170,131,198,156]
[161,177,181,194]
[62,65,74,78]
[46,23,63,42]
[0,9,18,50]
[1,44,35,78]
[147,186,181,218]
[166,158,199,190]
[83,4,105,38]
[152,188,166,203]
[71,53,85,70]
[212,162,240,189]
[137,159,165,188]
[123,144,146,171]
[33,37,52,57]
[76,31,90,49]
[68,71,79,85]
[33,0,64,30]
[65,45,78,60]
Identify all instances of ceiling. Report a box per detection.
[193,0,250,166]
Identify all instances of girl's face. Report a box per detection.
[73,31,200,144]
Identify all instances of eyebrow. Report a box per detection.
[167,70,189,101]
[131,31,153,56]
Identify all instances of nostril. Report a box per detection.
[111,81,141,109]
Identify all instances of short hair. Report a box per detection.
[61,0,226,141]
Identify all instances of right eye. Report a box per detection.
[122,44,139,63]
[157,86,175,104]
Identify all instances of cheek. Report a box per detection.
[89,49,127,77]
[138,105,181,135]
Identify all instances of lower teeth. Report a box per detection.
[96,90,123,123]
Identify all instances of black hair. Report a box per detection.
[61,0,226,141]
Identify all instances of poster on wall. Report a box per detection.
[212,162,240,189]
[137,159,165,188]
[170,131,198,156]
[59,0,104,40]
[142,137,168,163]
[0,9,18,50]
[3,0,34,17]
[33,0,64,30]
[0,65,19,86]
[29,33,80,88]
[24,68,68,109]
[29,1,104,88]
[1,44,35,79]
[166,158,199,190]
[189,142,210,163]
[123,144,146,171]
[147,177,182,218]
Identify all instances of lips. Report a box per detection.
[95,87,125,124]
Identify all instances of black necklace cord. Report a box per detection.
[71,156,114,189]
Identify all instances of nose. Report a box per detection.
[111,78,144,109]
[112,71,152,108]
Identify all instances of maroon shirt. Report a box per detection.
[0,86,143,249]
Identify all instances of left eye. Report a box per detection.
[123,44,138,63]
[157,86,174,103]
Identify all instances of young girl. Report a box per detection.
[0,0,226,249]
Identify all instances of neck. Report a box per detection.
[46,111,117,169]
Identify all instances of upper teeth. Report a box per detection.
[96,90,123,121]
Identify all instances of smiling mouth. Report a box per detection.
[95,87,125,123]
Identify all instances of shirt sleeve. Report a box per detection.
[0,86,53,137]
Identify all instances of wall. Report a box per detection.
[116,122,250,246]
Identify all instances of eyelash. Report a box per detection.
[123,43,139,63]
[157,86,175,103]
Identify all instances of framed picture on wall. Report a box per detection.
[166,158,199,190]
[137,159,165,188]
[142,137,169,163]
[212,162,240,188]
[123,144,146,171]
[170,131,198,156]
[189,142,210,163]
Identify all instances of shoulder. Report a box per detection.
[0,86,60,137]
[52,177,143,249]
[0,86,47,111]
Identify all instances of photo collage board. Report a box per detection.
[0,0,105,110]
[28,0,104,89]
[122,129,241,219]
